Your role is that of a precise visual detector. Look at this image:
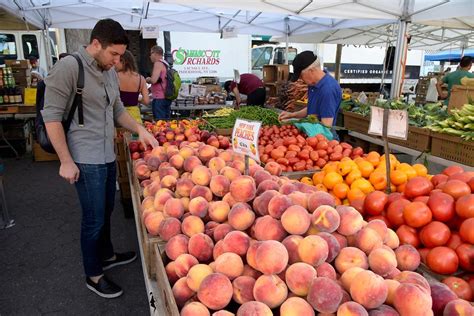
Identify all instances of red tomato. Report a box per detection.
[306,136,318,147]
[449,171,474,183]
[386,198,410,227]
[363,191,389,216]
[464,275,474,295]
[431,174,449,187]
[442,276,473,301]
[442,180,471,200]
[396,225,420,248]
[427,191,455,222]
[443,165,464,177]
[468,177,474,192]
[404,176,434,199]
[350,198,365,215]
[455,194,474,218]
[419,221,451,248]
[456,243,474,272]
[403,201,432,228]
[426,247,459,275]
[460,218,474,244]
[413,196,430,204]
[446,232,463,250]
[418,248,430,264]
[387,192,403,205]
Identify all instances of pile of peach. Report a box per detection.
[133,143,473,316]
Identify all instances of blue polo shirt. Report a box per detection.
[307,71,342,126]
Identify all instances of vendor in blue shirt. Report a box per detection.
[279,51,342,139]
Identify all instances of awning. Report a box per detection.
[424,48,474,61]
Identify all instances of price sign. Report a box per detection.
[368,106,408,140]
[142,26,160,39]
[232,119,261,162]
[222,26,238,39]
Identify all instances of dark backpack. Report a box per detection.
[161,61,181,100]
[35,54,84,154]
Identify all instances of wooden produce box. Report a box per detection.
[431,132,474,166]
[264,82,283,97]
[5,59,30,68]
[448,85,474,112]
[343,111,370,134]
[154,243,180,316]
[33,142,58,161]
[388,126,432,152]
[262,64,289,83]
[215,128,233,136]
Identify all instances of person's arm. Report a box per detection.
[116,111,158,148]
[139,75,150,105]
[233,86,241,108]
[436,77,446,100]
[278,107,307,121]
[147,62,163,84]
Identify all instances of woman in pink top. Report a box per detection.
[146,45,171,119]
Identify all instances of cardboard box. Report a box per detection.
[5,59,31,69]
[263,64,289,83]
[205,84,222,94]
[448,85,474,112]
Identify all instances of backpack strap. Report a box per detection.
[63,54,84,131]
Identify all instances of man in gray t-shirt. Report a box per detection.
[43,19,158,299]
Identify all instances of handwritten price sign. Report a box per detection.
[232,119,262,162]
[368,106,408,140]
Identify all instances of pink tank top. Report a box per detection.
[151,62,167,99]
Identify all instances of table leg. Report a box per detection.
[0,176,15,229]
[0,123,19,159]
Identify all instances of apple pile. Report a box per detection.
[131,141,473,315]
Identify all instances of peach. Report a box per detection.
[222,192,238,208]
[181,197,190,212]
[393,271,430,294]
[181,301,210,316]
[282,235,303,264]
[190,185,213,202]
[208,201,231,223]
[254,190,280,216]
[181,215,205,237]
[265,161,282,176]
[340,267,366,292]
[368,247,398,277]
[253,215,287,241]
[176,178,194,198]
[192,166,212,186]
[212,240,225,261]
[163,198,184,218]
[246,241,262,270]
[223,231,251,256]
[144,211,165,235]
[209,175,230,197]
[212,311,234,316]
[256,179,280,195]
[337,301,368,316]
[336,206,364,236]
[280,297,315,316]
[308,191,336,213]
[143,180,161,197]
[181,171,191,180]
[199,145,217,162]
[174,253,199,278]
[332,232,348,249]
[158,166,179,179]
[311,205,341,233]
[393,283,433,316]
[395,244,420,271]
[135,164,151,180]
[442,299,474,316]
[254,170,272,186]
[279,182,298,195]
[228,203,255,231]
[188,196,209,218]
[242,264,262,280]
[165,234,189,260]
[298,235,329,267]
[334,247,369,274]
[204,221,219,237]
[172,277,195,307]
[213,223,233,242]
[220,166,241,182]
[184,156,203,172]
[188,233,214,263]
[236,301,272,316]
[186,264,214,292]
[317,232,341,263]
[285,262,317,296]
[255,240,289,275]
[179,146,195,160]
[158,217,182,241]
[366,219,388,241]
[316,262,337,280]
[368,304,400,316]
[350,270,388,309]
[267,194,292,219]
[355,227,383,255]
[288,191,309,210]
[168,154,184,170]
[218,150,233,163]
[153,189,174,212]
[208,157,226,173]
[231,160,245,173]
[197,273,233,310]
[281,205,311,235]
[165,261,179,285]
[230,175,257,203]
[253,274,288,309]
[248,164,263,177]
[215,252,244,280]
[232,276,256,304]
[384,279,400,306]
[307,276,343,313]
[384,229,400,249]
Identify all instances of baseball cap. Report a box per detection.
[291,51,317,81]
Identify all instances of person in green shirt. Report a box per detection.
[436,56,474,104]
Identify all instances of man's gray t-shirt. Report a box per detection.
[42,46,125,164]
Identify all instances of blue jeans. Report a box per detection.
[152,98,172,120]
[75,162,116,277]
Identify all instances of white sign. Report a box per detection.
[402,79,418,94]
[190,84,207,97]
[232,119,262,162]
[368,106,409,140]
[142,26,160,39]
[222,26,238,39]
[233,69,241,84]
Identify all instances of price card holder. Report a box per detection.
[232,119,262,174]
[368,106,408,140]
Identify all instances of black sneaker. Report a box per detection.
[86,276,123,299]
[102,251,137,271]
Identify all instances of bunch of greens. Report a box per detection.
[203,106,280,129]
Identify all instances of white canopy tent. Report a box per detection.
[1,0,472,97]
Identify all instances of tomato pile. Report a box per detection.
[258,125,364,172]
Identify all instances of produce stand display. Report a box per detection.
[431,132,474,167]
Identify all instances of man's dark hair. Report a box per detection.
[224,80,232,93]
[460,56,472,68]
[90,19,129,48]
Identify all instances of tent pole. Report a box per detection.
[390,19,408,99]
[285,17,289,65]
[164,31,173,66]
[42,23,53,70]
[335,44,342,83]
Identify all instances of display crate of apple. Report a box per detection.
[128,140,473,315]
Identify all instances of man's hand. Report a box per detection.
[138,125,159,149]
[59,161,80,184]
[279,111,293,121]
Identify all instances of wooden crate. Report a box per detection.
[154,243,180,316]
[117,160,128,178]
[431,132,474,166]
[343,111,370,134]
[215,128,233,136]
[388,126,432,152]
[33,142,59,161]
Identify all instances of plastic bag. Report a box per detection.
[293,122,334,140]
